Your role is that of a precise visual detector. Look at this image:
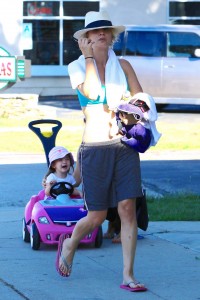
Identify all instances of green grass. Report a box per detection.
[147,194,200,221]
[154,121,200,151]
[0,117,84,154]
[0,111,200,154]
[1,114,200,153]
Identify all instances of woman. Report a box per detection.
[56,10,147,292]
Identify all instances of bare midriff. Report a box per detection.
[82,104,119,143]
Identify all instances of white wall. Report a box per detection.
[0,0,23,56]
[101,0,167,25]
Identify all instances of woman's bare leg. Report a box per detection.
[59,210,107,275]
[118,199,145,288]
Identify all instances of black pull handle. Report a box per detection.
[28,119,62,166]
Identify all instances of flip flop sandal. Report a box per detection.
[55,234,72,277]
[120,281,147,292]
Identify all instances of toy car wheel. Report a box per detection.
[30,223,41,250]
[95,225,103,248]
[22,218,30,243]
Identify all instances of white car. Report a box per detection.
[113,25,200,105]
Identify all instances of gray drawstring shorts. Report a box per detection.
[79,138,143,211]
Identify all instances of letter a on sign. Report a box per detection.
[22,23,33,50]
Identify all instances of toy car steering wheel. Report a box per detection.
[50,182,74,199]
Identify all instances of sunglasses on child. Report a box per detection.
[129,99,150,113]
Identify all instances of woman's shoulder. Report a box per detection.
[118,58,142,92]
[118,58,133,72]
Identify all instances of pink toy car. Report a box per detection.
[22,182,103,250]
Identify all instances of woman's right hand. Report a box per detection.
[78,38,94,57]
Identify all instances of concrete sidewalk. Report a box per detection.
[0,207,199,300]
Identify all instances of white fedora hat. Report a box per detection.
[73,11,125,40]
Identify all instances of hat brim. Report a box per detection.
[73,25,125,40]
[117,103,144,120]
[49,151,73,168]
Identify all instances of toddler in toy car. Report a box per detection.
[44,146,82,198]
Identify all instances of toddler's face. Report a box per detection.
[52,155,71,172]
[119,112,138,125]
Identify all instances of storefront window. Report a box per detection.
[23,20,59,65]
[63,1,99,16]
[63,20,84,64]
[23,1,59,16]
[169,1,200,24]
[22,0,99,71]
[170,1,200,17]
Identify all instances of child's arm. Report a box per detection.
[44,174,57,196]
[73,151,82,187]
[42,177,47,189]
[45,180,57,196]
[71,188,83,198]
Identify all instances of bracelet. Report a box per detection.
[85,56,93,59]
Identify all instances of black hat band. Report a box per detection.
[85,20,113,29]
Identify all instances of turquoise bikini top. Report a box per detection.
[76,85,108,107]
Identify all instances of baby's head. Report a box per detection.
[117,96,150,122]
[48,146,74,170]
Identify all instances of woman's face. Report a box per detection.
[87,28,113,47]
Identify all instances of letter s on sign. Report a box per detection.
[7,62,11,76]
